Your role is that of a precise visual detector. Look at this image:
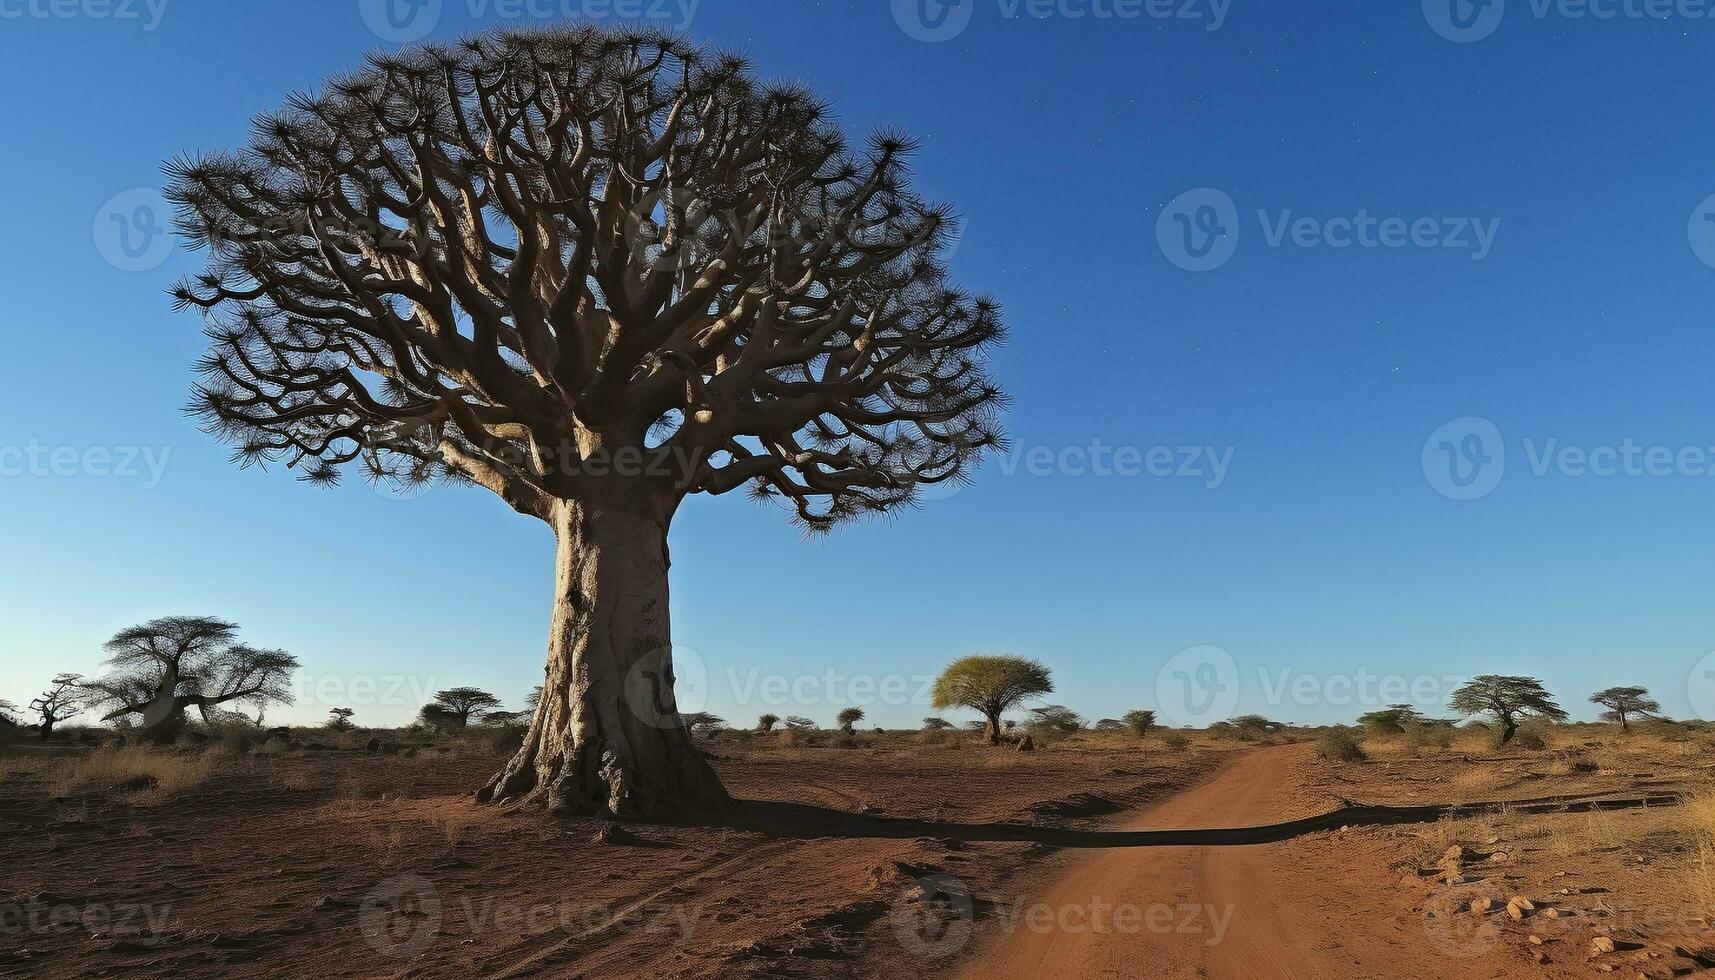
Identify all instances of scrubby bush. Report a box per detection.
[1159,731,1190,751]
[1357,704,1424,736]
[1315,727,1366,762]
[921,717,952,731]
[757,713,780,733]
[783,716,816,733]
[1122,710,1157,737]
[1511,725,1548,751]
[1026,705,1083,735]
[1093,719,1124,732]
[1403,720,1455,751]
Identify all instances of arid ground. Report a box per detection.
[4,726,1714,979]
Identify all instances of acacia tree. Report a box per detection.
[930,655,1052,745]
[166,28,1003,818]
[757,713,780,734]
[836,707,864,733]
[1448,675,1568,745]
[1589,686,1659,733]
[0,699,17,727]
[30,675,85,741]
[427,687,503,728]
[1356,704,1425,735]
[79,616,299,742]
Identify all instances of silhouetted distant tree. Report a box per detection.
[30,675,85,741]
[836,707,865,733]
[757,714,781,734]
[1589,686,1660,733]
[1448,676,1567,745]
[167,25,1005,818]
[682,712,725,737]
[931,656,1052,745]
[328,707,356,731]
[427,688,503,728]
[79,617,297,742]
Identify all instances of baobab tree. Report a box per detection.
[78,616,299,742]
[165,27,1004,817]
[931,655,1052,745]
[30,675,85,741]
[1589,686,1659,733]
[1448,675,1568,746]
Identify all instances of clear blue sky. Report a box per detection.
[4,0,1715,730]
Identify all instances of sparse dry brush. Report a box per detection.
[50,746,218,801]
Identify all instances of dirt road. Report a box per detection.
[954,744,1515,980]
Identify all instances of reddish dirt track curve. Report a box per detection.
[953,744,1523,980]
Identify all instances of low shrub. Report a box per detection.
[1315,727,1367,762]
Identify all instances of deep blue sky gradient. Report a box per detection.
[3,0,1715,728]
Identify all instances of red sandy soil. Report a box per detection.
[6,731,1711,979]
[0,733,1220,979]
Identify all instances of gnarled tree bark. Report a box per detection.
[480,495,726,816]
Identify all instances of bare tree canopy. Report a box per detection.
[163,26,1006,816]
[28,674,85,740]
[1589,686,1660,732]
[165,25,1008,817]
[79,616,298,742]
[167,27,1003,524]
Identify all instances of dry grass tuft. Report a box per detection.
[50,746,217,802]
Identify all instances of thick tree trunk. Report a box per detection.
[1498,713,1517,745]
[983,710,1003,745]
[480,497,727,818]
